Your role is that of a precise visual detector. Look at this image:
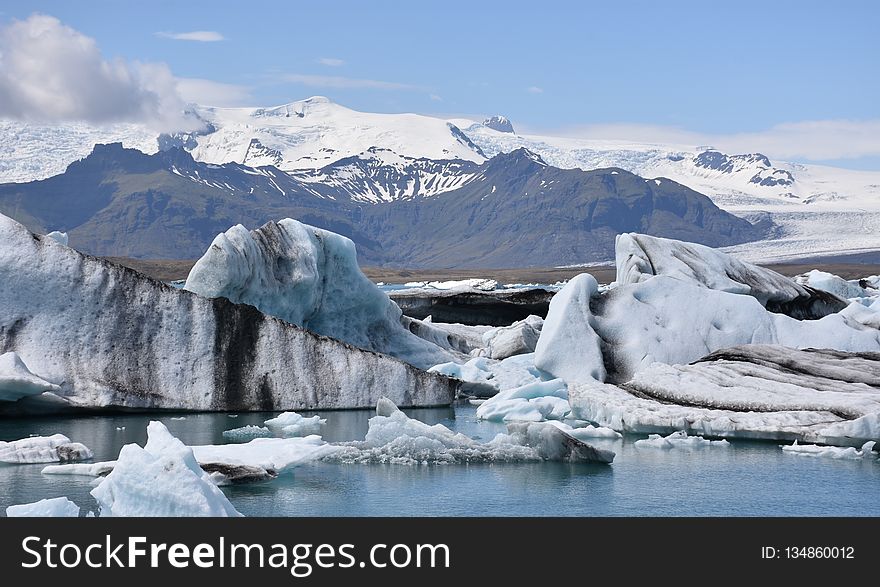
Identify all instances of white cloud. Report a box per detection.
[317,57,344,67]
[0,14,201,131]
[527,86,544,94]
[429,94,443,101]
[545,120,880,163]
[280,73,423,91]
[156,30,224,42]
[175,78,252,107]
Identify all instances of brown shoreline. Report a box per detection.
[104,256,880,284]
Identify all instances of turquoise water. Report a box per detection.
[2,404,878,516]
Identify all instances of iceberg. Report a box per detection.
[0,351,61,402]
[184,219,453,370]
[0,213,456,412]
[475,379,570,422]
[568,376,879,446]
[796,270,873,302]
[0,434,93,464]
[222,425,273,442]
[6,497,80,517]
[90,421,242,517]
[634,430,730,449]
[616,233,847,319]
[537,273,880,383]
[781,440,876,460]
[325,398,613,464]
[264,411,326,437]
[192,436,340,474]
[472,315,543,360]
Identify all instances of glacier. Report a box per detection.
[184,218,455,370]
[0,212,456,412]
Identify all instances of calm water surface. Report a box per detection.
[1,404,878,516]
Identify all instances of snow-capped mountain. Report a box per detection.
[2,96,880,264]
[188,96,486,170]
[289,148,482,203]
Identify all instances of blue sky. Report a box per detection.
[1,0,878,168]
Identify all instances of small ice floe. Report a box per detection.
[5,497,80,517]
[264,411,326,437]
[547,420,622,440]
[0,434,93,464]
[468,399,487,406]
[323,397,614,465]
[43,461,116,477]
[90,421,241,517]
[222,425,273,442]
[227,414,239,418]
[115,426,126,431]
[476,378,570,423]
[170,416,187,421]
[634,430,730,449]
[781,440,877,460]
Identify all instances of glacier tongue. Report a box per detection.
[0,212,456,412]
[184,218,455,370]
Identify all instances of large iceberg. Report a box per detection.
[90,421,242,517]
[616,233,847,319]
[6,497,80,517]
[0,351,61,402]
[536,257,880,384]
[184,219,453,370]
[0,213,456,412]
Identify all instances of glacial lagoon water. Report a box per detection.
[2,404,879,517]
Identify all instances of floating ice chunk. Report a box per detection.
[191,436,340,474]
[0,434,93,464]
[547,420,622,440]
[476,379,570,422]
[568,378,875,445]
[45,231,68,246]
[634,430,730,449]
[6,497,80,517]
[264,411,326,437]
[222,425,272,442]
[817,413,880,445]
[405,279,498,292]
[90,421,242,517]
[493,422,615,463]
[430,353,546,397]
[0,351,61,402]
[782,440,876,460]
[325,398,613,465]
[42,461,116,476]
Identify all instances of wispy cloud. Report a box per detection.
[541,120,880,163]
[527,86,544,94]
[156,30,225,42]
[175,78,252,107]
[429,94,443,102]
[280,73,424,91]
[317,57,344,67]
